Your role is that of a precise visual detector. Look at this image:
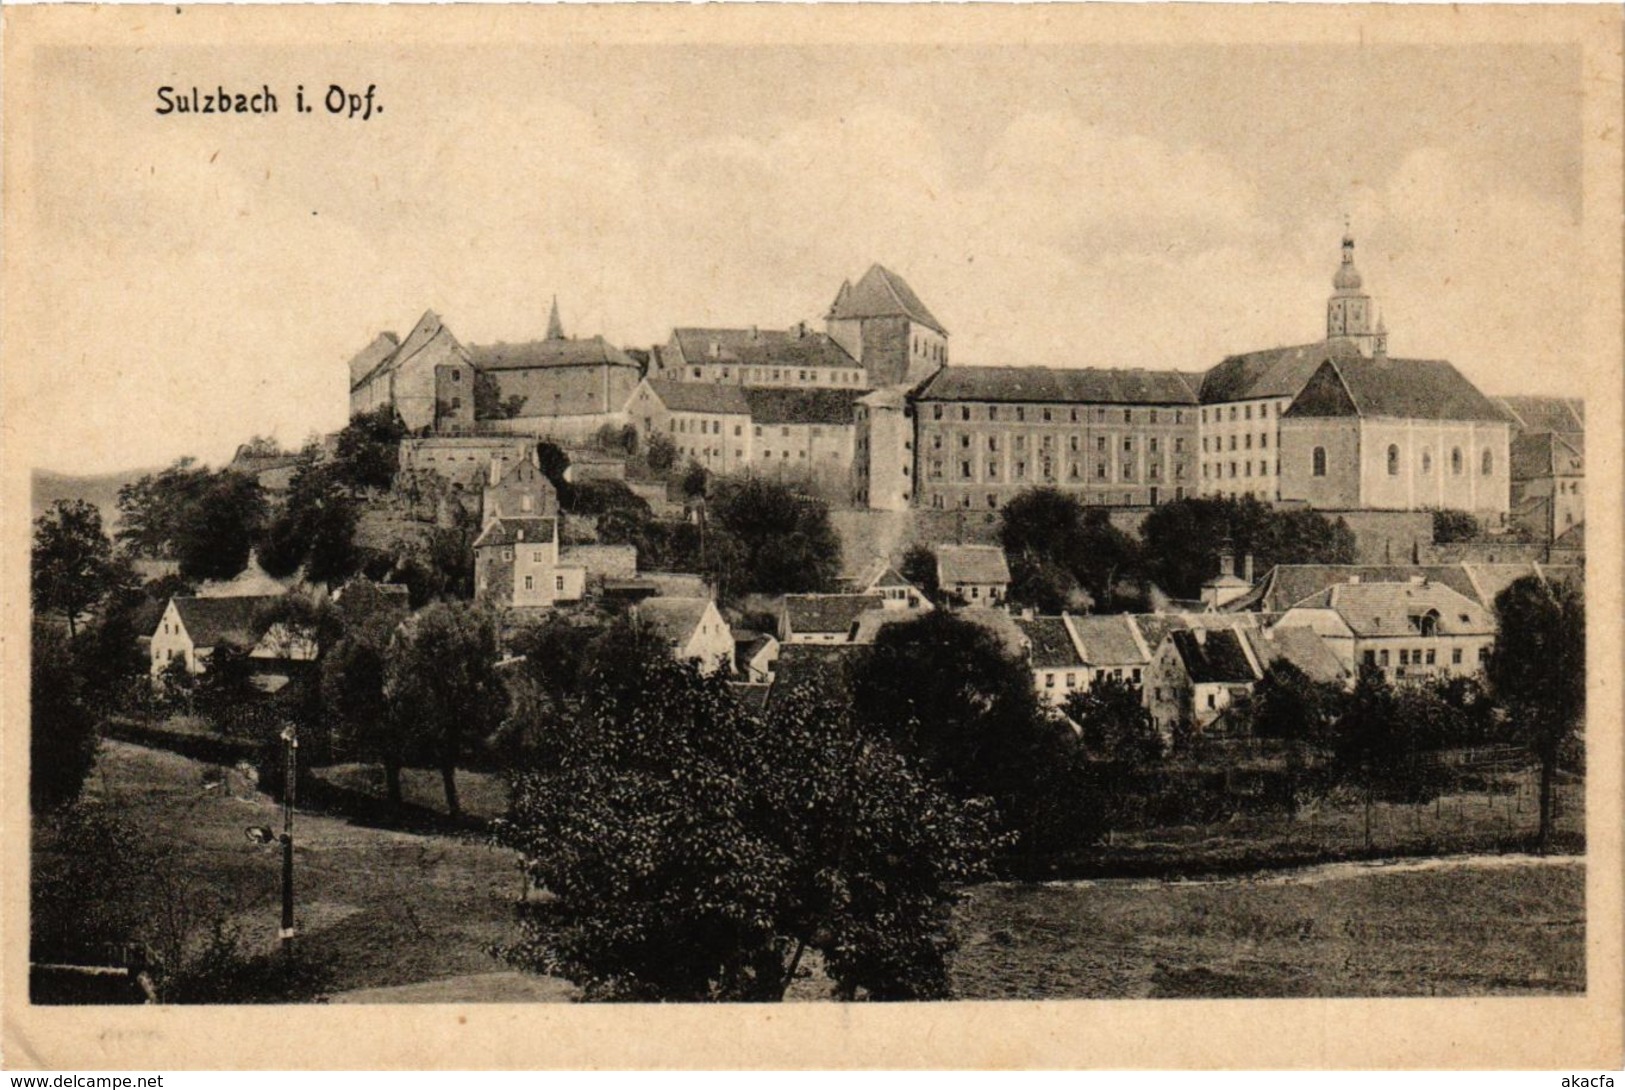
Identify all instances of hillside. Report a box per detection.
[30,466,159,531]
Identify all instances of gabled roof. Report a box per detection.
[1284,357,1505,422]
[1287,579,1494,638]
[671,328,859,373]
[1169,628,1259,685]
[1245,626,1346,684]
[742,387,866,427]
[347,331,401,389]
[470,336,638,372]
[915,366,1200,406]
[783,594,885,635]
[642,379,751,415]
[1462,563,1581,610]
[355,310,473,391]
[637,596,715,646]
[1494,395,1585,434]
[827,265,946,335]
[1199,341,1360,404]
[1065,613,1151,667]
[1015,615,1085,669]
[935,544,1011,586]
[473,517,557,549]
[1509,431,1584,480]
[1552,522,1585,551]
[1236,563,1515,613]
[169,595,282,650]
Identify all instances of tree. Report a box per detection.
[323,637,398,802]
[1246,660,1348,814]
[32,500,126,637]
[709,478,841,596]
[116,458,210,559]
[1431,508,1482,544]
[171,470,268,583]
[1139,496,1356,599]
[1326,664,1450,847]
[473,370,527,421]
[1065,676,1163,764]
[898,543,940,604]
[31,623,100,815]
[535,441,571,492]
[1487,575,1585,852]
[645,432,678,473]
[849,611,1085,864]
[998,489,1138,610]
[679,460,710,500]
[257,449,361,585]
[383,601,506,817]
[495,645,996,1001]
[333,406,406,492]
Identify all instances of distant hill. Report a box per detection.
[30,467,158,533]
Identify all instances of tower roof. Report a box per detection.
[826,264,947,335]
[1333,233,1364,293]
[546,296,565,341]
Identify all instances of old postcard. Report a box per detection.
[3,2,1621,1070]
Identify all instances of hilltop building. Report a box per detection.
[1497,396,1586,543]
[659,325,867,389]
[348,310,476,433]
[825,264,948,388]
[910,367,1200,510]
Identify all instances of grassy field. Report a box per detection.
[951,858,1585,999]
[69,741,539,998]
[49,741,1586,1002]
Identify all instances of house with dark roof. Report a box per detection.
[825,264,949,387]
[627,378,753,477]
[1144,626,1264,735]
[148,595,315,682]
[660,325,868,390]
[348,310,476,433]
[734,632,780,683]
[847,558,933,611]
[910,365,1200,510]
[934,544,1011,607]
[473,516,585,610]
[1274,577,1496,683]
[779,594,887,644]
[1277,353,1511,516]
[1013,615,1089,706]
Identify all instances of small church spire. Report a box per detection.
[545,296,565,341]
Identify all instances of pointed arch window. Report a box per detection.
[1312,447,1327,477]
[1386,445,1400,476]
[1451,448,1464,475]
[1481,450,1494,476]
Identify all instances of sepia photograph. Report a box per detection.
[3,2,1621,1071]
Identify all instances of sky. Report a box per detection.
[16,37,1588,475]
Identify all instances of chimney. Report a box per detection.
[749,325,759,340]
[1217,545,1235,580]
[795,321,807,340]
[1243,553,1254,584]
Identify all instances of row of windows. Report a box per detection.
[1361,646,1487,668]
[670,417,846,440]
[1205,460,1276,479]
[1306,446,1495,478]
[688,365,866,385]
[1204,433,1268,453]
[929,404,1188,425]
[933,458,1187,482]
[1201,401,1286,424]
[929,488,1182,509]
[912,336,946,364]
[519,574,567,593]
[1042,667,1143,689]
[930,432,1187,455]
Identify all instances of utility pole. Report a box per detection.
[280,724,297,961]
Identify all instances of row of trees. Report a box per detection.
[975,489,1359,612]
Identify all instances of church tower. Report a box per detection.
[1326,229,1385,358]
[545,295,565,341]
